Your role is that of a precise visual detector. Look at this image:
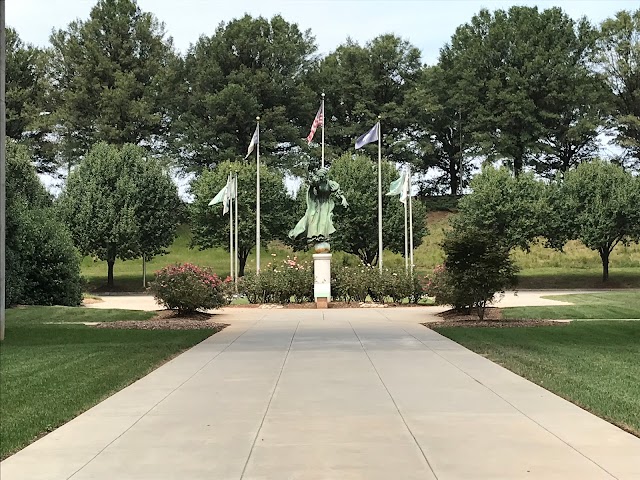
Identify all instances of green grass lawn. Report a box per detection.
[0,307,215,459]
[435,292,640,436]
[503,291,640,320]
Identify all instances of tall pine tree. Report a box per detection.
[50,0,177,168]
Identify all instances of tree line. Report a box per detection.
[7,1,640,193]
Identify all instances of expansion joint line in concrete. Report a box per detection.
[375,310,618,480]
[348,320,440,480]
[66,315,269,480]
[239,320,301,479]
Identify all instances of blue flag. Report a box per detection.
[355,122,380,149]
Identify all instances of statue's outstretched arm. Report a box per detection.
[330,182,348,208]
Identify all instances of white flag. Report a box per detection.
[400,169,410,204]
[209,174,233,215]
[386,168,411,204]
[245,124,259,159]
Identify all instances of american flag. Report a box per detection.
[306,103,324,144]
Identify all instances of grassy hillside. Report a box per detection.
[82,212,640,291]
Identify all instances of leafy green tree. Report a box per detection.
[454,166,548,251]
[596,9,640,169]
[313,35,421,166]
[550,160,640,282]
[50,0,177,166]
[190,161,295,276]
[6,28,57,173]
[441,7,606,176]
[405,65,475,195]
[173,15,317,172]
[327,154,427,265]
[59,143,181,287]
[6,142,82,306]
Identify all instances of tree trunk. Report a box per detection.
[449,161,459,195]
[359,250,377,267]
[477,301,487,321]
[599,248,610,282]
[514,155,523,176]
[107,260,115,288]
[238,250,250,277]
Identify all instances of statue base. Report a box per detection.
[313,253,332,309]
[314,241,330,253]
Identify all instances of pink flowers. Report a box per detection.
[150,262,228,313]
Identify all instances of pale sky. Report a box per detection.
[8,0,638,65]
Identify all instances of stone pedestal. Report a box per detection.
[313,253,332,309]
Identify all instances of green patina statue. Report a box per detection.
[288,164,348,251]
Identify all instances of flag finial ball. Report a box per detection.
[321,92,325,98]
[256,116,260,121]
[378,115,381,120]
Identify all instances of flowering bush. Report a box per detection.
[239,255,424,305]
[239,256,313,304]
[333,265,424,304]
[150,263,229,313]
[422,264,456,305]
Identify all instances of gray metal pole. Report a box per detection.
[0,0,6,341]
[255,117,260,274]
[234,172,238,282]
[408,166,414,275]
[321,93,325,168]
[229,186,233,281]
[404,179,408,274]
[459,110,463,196]
[377,117,382,272]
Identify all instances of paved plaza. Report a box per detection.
[2,306,639,479]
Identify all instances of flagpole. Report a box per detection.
[255,116,261,274]
[404,176,409,274]
[234,172,239,284]
[321,93,325,168]
[408,166,414,275]
[229,179,234,281]
[0,0,6,341]
[377,116,383,272]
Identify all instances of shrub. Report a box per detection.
[239,257,313,304]
[14,209,84,306]
[239,257,424,305]
[332,265,424,304]
[5,142,81,306]
[331,265,373,302]
[150,263,228,313]
[422,264,458,307]
[439,227,519,320]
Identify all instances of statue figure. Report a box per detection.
[288,164,348,252]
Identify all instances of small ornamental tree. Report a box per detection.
[440,227,519,320]
[190,161,295,276]
[58,142,181,287]
[550,160,640,282]
[327,153,427,265]
[454,166,548,251]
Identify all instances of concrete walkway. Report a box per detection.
[2,309,638,479]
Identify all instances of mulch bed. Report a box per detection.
[422,307,570,329]
[94,310,229,331]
